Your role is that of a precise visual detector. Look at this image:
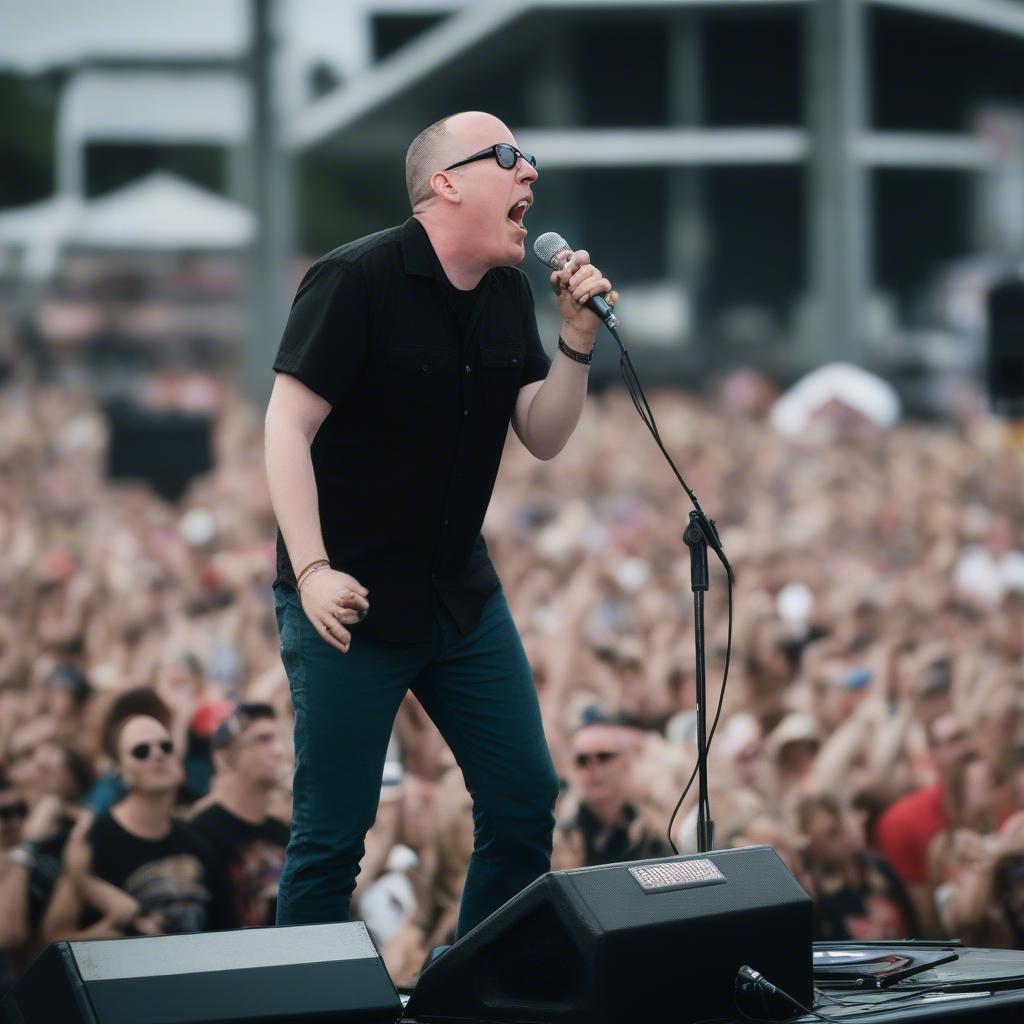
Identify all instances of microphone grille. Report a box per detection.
[533,231,571,270]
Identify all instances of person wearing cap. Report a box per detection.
[189,704,290,928]
[264,111,614,934]
[552,711,669,869]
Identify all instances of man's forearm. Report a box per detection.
[264,417,329,573]
[521,331,592,460]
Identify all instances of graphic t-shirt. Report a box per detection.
[189,803,289,928]
[85,811,231,933]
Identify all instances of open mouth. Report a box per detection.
[507,199,530,228]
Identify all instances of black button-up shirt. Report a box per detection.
[272,217,550,642]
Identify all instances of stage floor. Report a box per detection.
[400,948,1024,1024]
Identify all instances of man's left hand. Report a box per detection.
[549,249,616,350]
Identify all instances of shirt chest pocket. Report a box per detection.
[381,345,457,429]
[479,342,525,373]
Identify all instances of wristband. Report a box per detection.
[558,336,593,365]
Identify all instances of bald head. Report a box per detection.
[405,111,515,210]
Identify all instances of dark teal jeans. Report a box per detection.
[273,581,559,937]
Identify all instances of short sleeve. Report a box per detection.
[272,258,371,407]
[516,269,551,387]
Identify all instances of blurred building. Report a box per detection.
[296,0,1024,392]
[2,0,1024,400]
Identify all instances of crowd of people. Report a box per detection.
[0,361,1022,990]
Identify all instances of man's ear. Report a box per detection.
[430,170,462,204]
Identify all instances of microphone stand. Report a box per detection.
[604,316,734,855]
[534,238,735,855]
[682,509,729,853]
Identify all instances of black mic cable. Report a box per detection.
[736,966,844,1024]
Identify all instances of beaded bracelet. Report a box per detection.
[558,336,593,365]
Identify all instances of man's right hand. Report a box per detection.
[299,569,369,654]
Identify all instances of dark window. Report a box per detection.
[371,14,449,61]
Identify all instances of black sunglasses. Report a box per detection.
[129,739,174,761]
[574,750,620,768]
[444,143,537,172]
[0,801,28,821]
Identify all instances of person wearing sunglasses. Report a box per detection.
[43,716,231,942]
[552,712,669,870]
[265,110,615,936]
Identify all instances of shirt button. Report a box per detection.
[464,409,468,416]
[421,364,429,372]
[443,519,449,527]
[465,364,472,374]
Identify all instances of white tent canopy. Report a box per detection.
[0,171,255,276]
[71,171,255,250]
[770,362,902,436]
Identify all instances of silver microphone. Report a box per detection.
[532,231,619,330]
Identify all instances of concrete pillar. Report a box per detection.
[805,0,870,367]
[243,0,296,405]
[667,10,706,376]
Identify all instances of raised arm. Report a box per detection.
[512,249,613,460]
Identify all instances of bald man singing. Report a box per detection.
[265,111,614,934]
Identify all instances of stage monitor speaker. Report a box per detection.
[988,277,1024,418]
[1,922,402,1024]
[406,845,812,1024]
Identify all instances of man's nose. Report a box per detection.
[518,159,538,184]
